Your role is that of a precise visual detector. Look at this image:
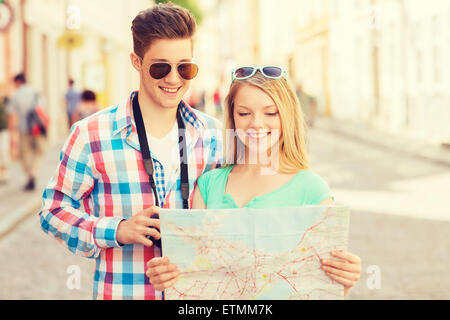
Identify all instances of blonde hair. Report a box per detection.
[223,71,309,173]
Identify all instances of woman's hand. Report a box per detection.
[146,257,181,291]
[321,250,361,296]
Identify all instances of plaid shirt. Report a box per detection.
[39,92,223,299]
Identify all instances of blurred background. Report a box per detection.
[0,0,449,300]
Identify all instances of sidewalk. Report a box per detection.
[0,141,62,238]
[314,116,450,168]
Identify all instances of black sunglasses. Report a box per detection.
[149,62,199,80]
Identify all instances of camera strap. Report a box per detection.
[132,93,190,210]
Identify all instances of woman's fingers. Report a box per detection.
[322,264,360,282]
[321,250,361,273]
[321,258,360,273]
[324,271,355,288]
[152,269,181,285]
[330,250,361,264]
[147,257,170,271]
[153,273,181,291]
[148,262,178,278]
[146,257,181,290]
[321,250,362,292]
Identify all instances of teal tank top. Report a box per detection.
[197,166,333,209]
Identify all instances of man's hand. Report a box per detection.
[116,206,160,247]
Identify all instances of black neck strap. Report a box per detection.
[132,93,189,209]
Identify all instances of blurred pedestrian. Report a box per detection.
[0,94,10,184]
[65,78,81,128]
[7,73,47,191]
[71,89,99,124]
[39,3,222,300]
[198,90,206,112]
[213,87,222,116]
[296,83,317,128]
[188,89,199,109]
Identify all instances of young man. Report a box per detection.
[0,92,9,184]
[39,3,222,300]
[65,79,81,128]
[7,73,46,191]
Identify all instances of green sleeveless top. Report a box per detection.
[197,166,333,209]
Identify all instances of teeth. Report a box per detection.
[247,132,270,138]
[161,87,178,93]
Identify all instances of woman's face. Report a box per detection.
[232,84,282,162]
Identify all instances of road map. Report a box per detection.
[159,206,350,300]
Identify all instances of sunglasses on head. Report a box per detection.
[149,62,199,80]
[231,66,288,82]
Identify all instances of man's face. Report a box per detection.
[14,80,23,89]
[133,38,194,110]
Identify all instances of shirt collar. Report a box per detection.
[112,91,206,148]
[112,93,133,137]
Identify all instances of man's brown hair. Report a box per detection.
[131,2,197,59]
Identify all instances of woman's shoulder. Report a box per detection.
[198,165,232,184]
[196,166,232,205]
[292,170,332,198]
[294,169,328,184]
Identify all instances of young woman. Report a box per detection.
[147,66,361,296]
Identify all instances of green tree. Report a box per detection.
[155,0,204,25]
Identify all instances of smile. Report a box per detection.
[160,86,180,94]
[246,131,271,139]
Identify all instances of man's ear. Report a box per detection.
[130,52,142,72]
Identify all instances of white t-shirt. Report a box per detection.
[146,122,179,192]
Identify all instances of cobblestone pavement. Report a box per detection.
[0,124,449,299]
[0,214,94,299]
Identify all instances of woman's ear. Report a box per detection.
[130,52,142,72]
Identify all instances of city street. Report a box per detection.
[0,120,449,299]
[309,122,450,299]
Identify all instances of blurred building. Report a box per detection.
[293,0,331,116]
[197,0,301,115]
[328,0,450,144]
[202,0,450,145]
[3,0,448,145]
[0,0,151,144]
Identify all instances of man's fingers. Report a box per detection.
[138,235,154,247]
[136,215,160,229]
[141,226,161,240]
[141,206,160,218]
